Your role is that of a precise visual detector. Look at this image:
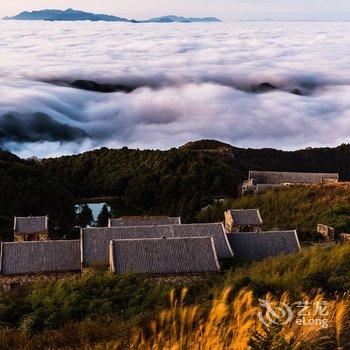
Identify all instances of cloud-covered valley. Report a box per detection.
[1,20,350,158]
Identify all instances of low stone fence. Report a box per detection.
[340,233,350,244]
[0,272,81,292]
[317,224,335,241]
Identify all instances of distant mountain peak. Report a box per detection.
[142,15,221,23]
[3,8,130,22]
[3,9,222,23]
[180,139,233,151]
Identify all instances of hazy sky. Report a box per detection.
[1,0,350,21]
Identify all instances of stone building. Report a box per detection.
[224,209,263,233]
[241,171,339,194]
[13,216,49,242]
[109,237,220,275]
[0,240,81,276]
[227,230,301,261]
[81,222,233,267]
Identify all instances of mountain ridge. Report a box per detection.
[3,9,222,23]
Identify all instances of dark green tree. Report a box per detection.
[97,204,111,227]
[76,204,93,228]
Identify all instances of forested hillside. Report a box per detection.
[41,140,350,226]
[0,151,75,240]
[42,146,243,220]
[3,140,350,240]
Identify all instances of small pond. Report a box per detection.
[75,198,139,225]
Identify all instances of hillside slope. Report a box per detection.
[42,141,350,223]
[42,144,244,222]
[199,183,350,240]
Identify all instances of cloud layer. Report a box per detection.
[1,20,350,158]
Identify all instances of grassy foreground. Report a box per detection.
[129,287,350,349]
[1,244,350,349]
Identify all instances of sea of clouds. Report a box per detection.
[1,20,350,158]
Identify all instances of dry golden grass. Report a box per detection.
[114,288,350,350]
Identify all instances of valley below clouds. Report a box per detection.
[1,20,350,158]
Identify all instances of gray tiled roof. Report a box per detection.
[109,216,181,227]
[172,223,233,259]
[229,209,263,226]
[82,223,232,266]
[249,171,338,185]
[14,216,48,235]
[227,230,300,261]
[110,237,220,275]
[0,240,81,275]
[81,226,174,266]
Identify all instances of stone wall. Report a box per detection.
[317,224,335,241]
[340,233,350,244]
[14,232,48,242]
[0,272,81,292]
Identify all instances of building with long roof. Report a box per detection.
[109,236,220,275]
[227,230,300,261]
[109,216,181,227]
[242,171,339,194]
[81,222,232,266]
[0,240,81,276]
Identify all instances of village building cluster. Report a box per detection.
[4,170,345,289]
[0,209,301,290]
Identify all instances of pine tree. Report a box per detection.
[76,204,93,228]
[97,204,111,227]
